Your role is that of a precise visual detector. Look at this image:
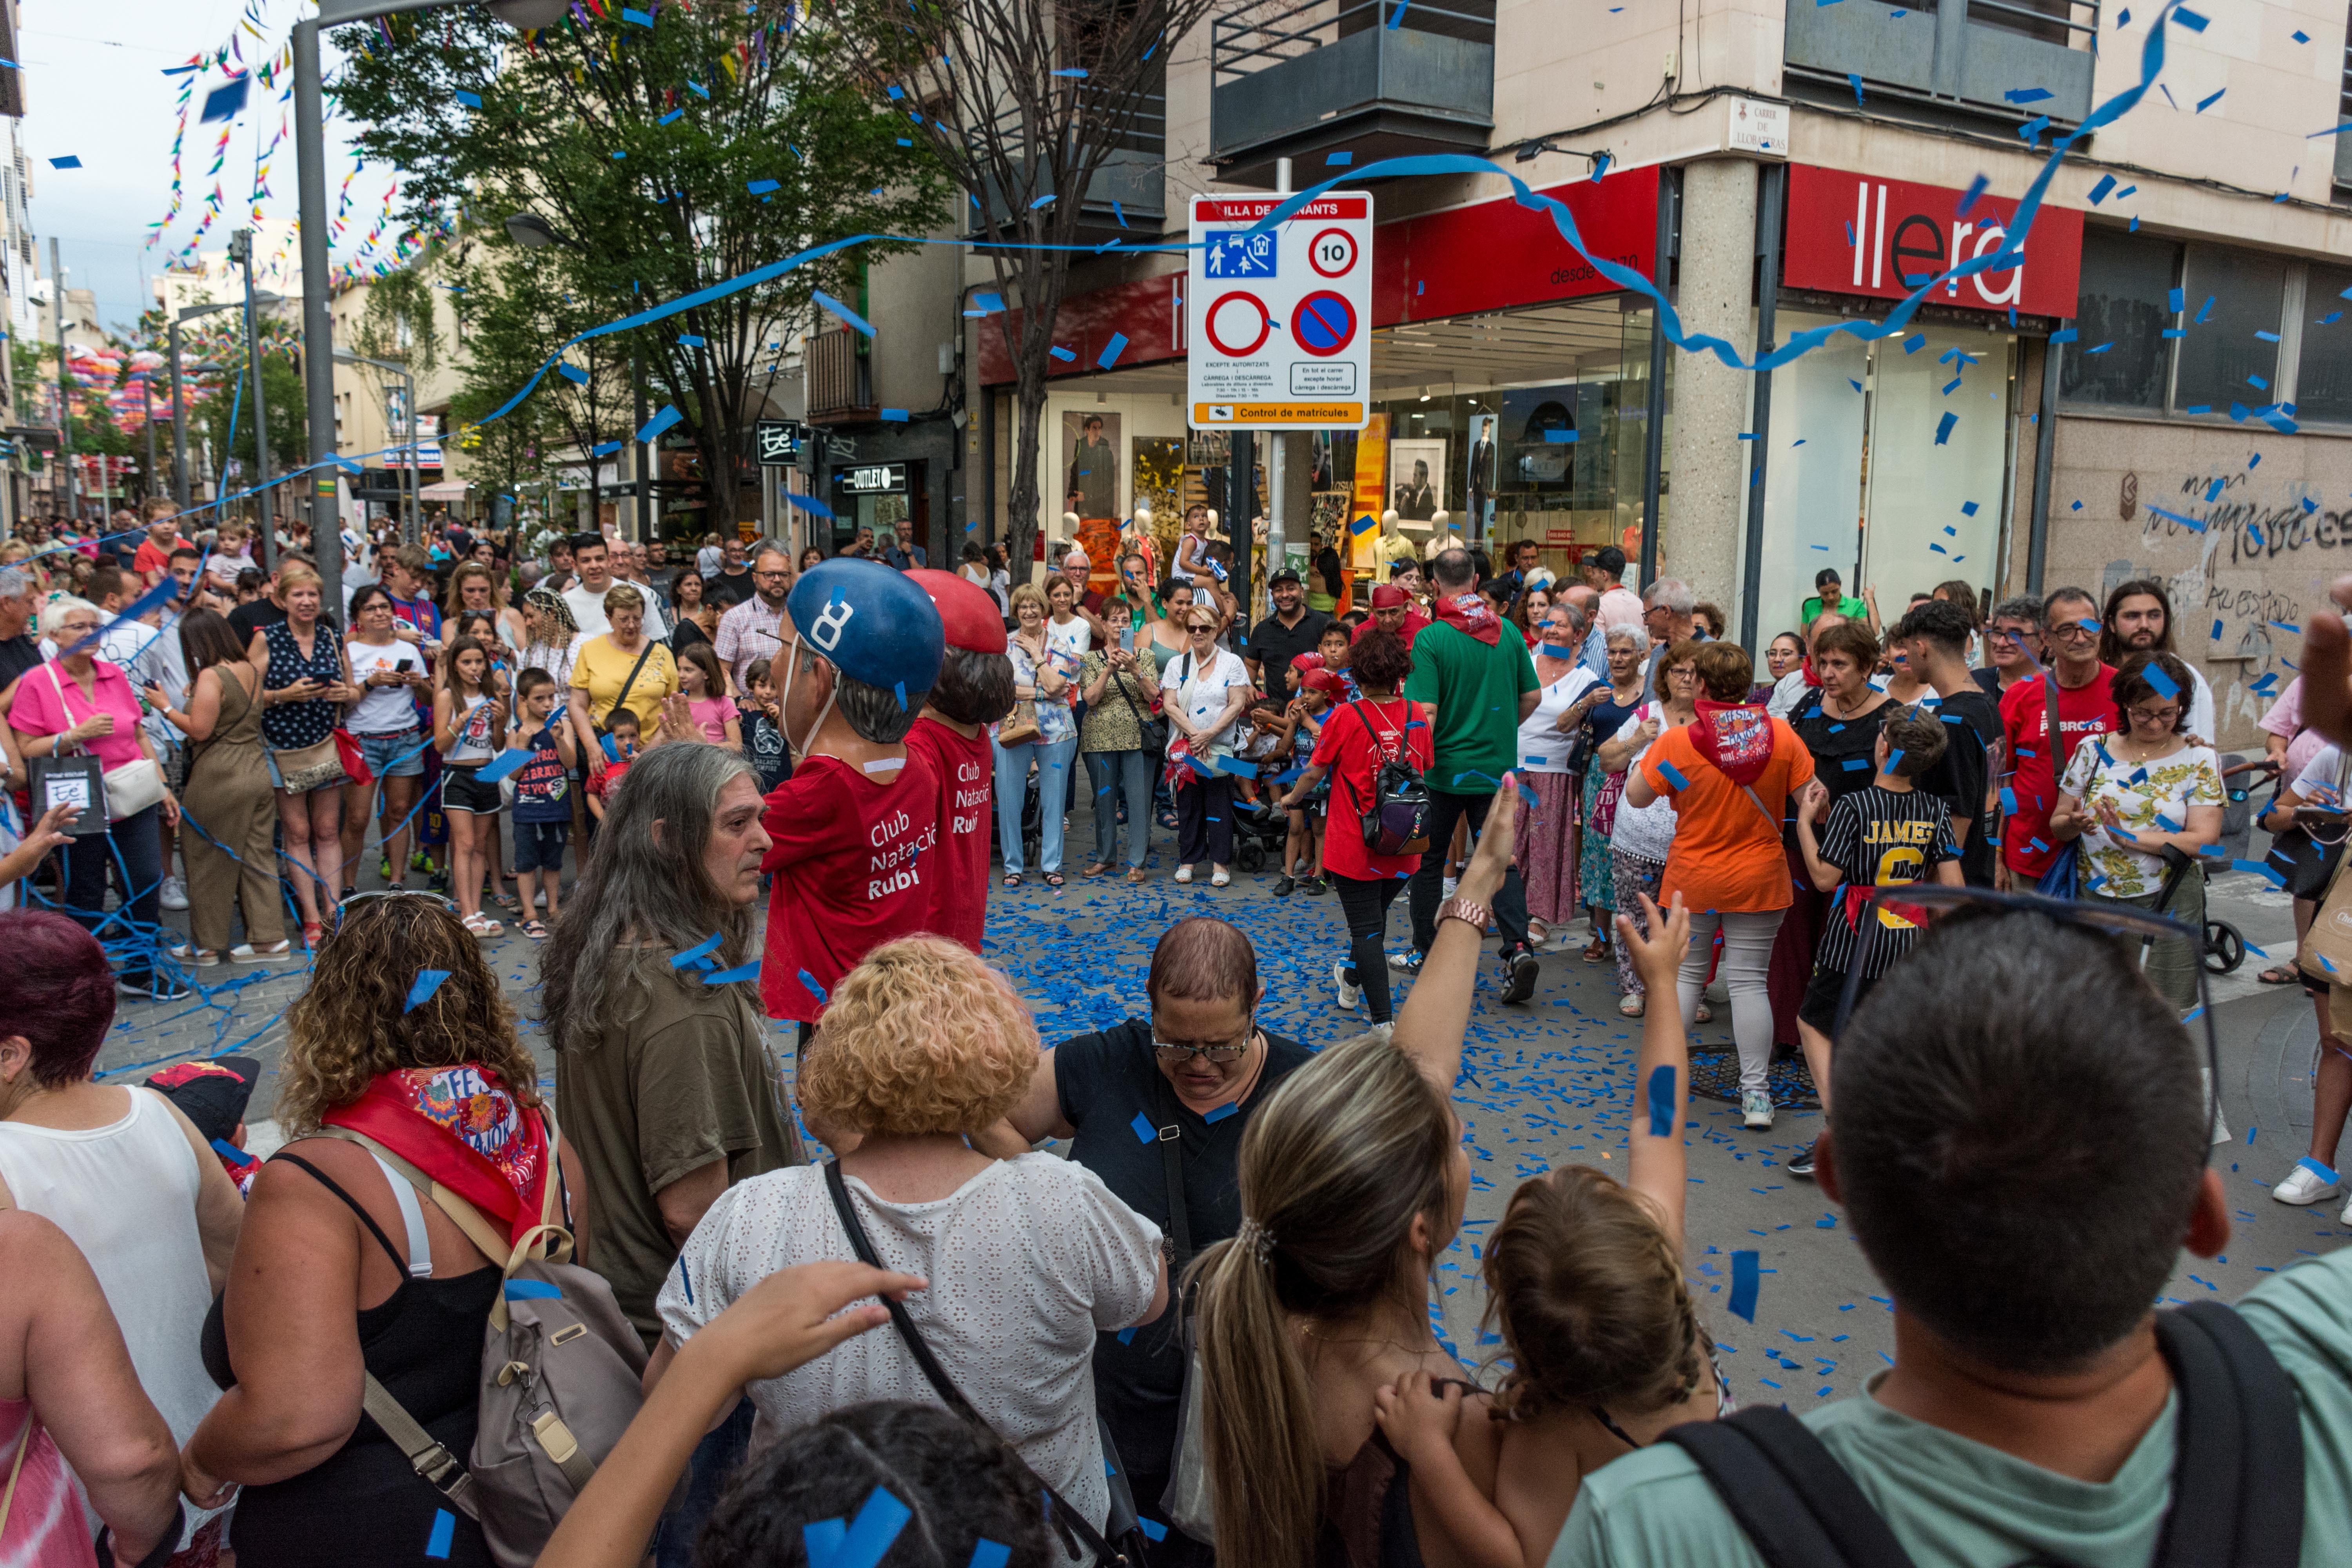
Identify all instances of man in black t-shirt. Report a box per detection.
[704,537,757,610]
[1890,599,2002,886]
[1244,569,1330,689]
[972,917,1310,1564]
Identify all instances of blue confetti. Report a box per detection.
[969,1543,1013,1568]
[1131,1111,1157,1143]
[635,405,682,445]
[799,969,829,1003]
[1954,175,1987,217]
[1729,1250,1760,1321]
[1935,411,1958,444]
[1098,332,1129,368]
[405,971,452,1013]
[1205,1102,1240,1123]
[671,931,726,968]
[701,961,762,985]
[426,1510,456,1559]
[1646,1065,1675,1136]
[812,289,877,338]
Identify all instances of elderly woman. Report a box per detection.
[996,582,1081,888]
[567,581,679,787]
[249,563,359,947]
[1572,623,1651,967]
[1162,603,1254,887]
[10,597,188,996]
[335,584,435,897]
[0,910,244,1557]
[656,934,1166,1553]
[1514,600,1599,950]
[183,894,564,1567]
[1604,640,1700,1016]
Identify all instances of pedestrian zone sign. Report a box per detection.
[1187,191,1372,431]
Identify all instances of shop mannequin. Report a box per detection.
[1373,509,1418,583]
[1422,510,1462,561]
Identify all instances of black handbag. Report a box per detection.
[2267,753,2351,900]
[822,1161,1147,1567]
[1111,661,1171,755]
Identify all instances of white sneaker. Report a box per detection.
[2272,1159,2343,1206]
[1741,1090,1775,1131]
[1442,875,1459,900]
[1334,960,1363,1011]
[159,874,190,911]
[1368,1020,1394,1044]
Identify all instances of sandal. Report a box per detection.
[492,892,523,915]
[2258,964,2301,985]
[1044,872,1066,889]
[301,922,325,950]
[1211,867,1231,888]
[1581,936,1612,964]
[1002,873,1024,888]
[1695,1002,1715,1024]
[1619,994,1645,1018]
[462,912,503,937]
[521,918,550,940]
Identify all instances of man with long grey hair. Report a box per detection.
[541,739,796,1566]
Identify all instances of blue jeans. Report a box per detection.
[993,733,1076,875]
[1084,749,1154,869]
[652,1397,753,1568]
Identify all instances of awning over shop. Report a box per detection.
[418,480,471,501]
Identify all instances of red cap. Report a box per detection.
[1301,668,1346,698]
[1371,584,1410,610]
[905,569,1008,654]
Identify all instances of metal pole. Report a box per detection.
[294,17,341,616]
[1639,167,1674,588]
[632,345,650,544]
[405,367,419,545]
[169,319,189,512]
[49,238,73,529]
[1737,162,1784,655]
[2026,321,2066,596]
[232,229,274,572]
[142,378,159,510]
[1226,431,1255,630]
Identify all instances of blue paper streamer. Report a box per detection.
[1646,1065,1675,1137]
[473,748,535,784]
[702,960,762,985]
[1728,1249,1760,1322]
[404,970,451,1013]
[670,931,726,968]
[425,1510,456,1560]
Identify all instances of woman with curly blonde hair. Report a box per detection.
[184,893,564,1568]
[652,934,1169,1552]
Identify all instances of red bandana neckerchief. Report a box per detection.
[1432,592,1501,646]
[1687,699,1777,787]
[321,1065,549,1246]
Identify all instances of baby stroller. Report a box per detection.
[1229,789,1292,873]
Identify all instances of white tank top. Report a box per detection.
[0,1088,225,1541]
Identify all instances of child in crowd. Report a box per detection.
[433,633,508,937]
[1790,706,1960,1176]
[1317,621,1362,702]
[1369,891,1724,1566]
[669,642,739,746]
[142,1056,263,1194]
[586,706,642,822]
[508,666,577,939]
[1253,661,1335,896]
[740,656,791,796]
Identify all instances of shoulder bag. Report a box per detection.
[592,637,660,740]
[1108,657,1170,756]
[1662,1299,2302,1568]
[821,1160,1145,1567]
[2267,750,2352,900]
[34,662,166,823]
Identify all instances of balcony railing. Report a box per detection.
[1784,0,2097,127]
[804,329,875,425]
[964,87,1168,244]
[1209,0,1495,187]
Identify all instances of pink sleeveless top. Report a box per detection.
[0,1400,98,1568]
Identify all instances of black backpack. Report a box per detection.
[1346,700,1431,857]
[1662,1300,2302,1568]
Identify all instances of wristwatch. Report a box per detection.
[1439,896,1491,935]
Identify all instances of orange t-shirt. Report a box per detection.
[1638,717,1816,913]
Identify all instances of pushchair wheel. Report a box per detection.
[2203,919,2245,976]
[1237,842,1265,873]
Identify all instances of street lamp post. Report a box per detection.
[335,350,418,545]
[169,297,276,517]
[48,238,73,529]
[295,0,569,618]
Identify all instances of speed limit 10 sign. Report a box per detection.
[1187,191,1372,431]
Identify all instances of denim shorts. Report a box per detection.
[514,819,570,873]
[352,726,426,779]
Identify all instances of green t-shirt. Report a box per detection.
[1800,592,1869,628]
[1402,619,1540,791]
[1549,1244,2352,1567]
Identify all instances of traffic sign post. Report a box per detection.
[1187,192,1372,431]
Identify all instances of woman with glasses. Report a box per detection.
[973,916,1310,1566]
[1755,632,1803,704]
[1161,604,1254,887]
[183,893,564,1568]
[10,597,189,998]
[996,583,1080,888]
[1602,641,1701,1017]
[2049,650,2223,1012]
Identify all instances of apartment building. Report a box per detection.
[809,0,2352,745]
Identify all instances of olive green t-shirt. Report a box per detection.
[555,948,801,1347]
[1402,618,1540,792]
[1550,1243,2352,1567]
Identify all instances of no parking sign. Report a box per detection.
[1187,192,1372,431]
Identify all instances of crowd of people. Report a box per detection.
[11,494,2352,1568]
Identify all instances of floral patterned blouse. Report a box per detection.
[2059,736,2223,900]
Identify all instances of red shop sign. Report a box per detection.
[1782,164,2083,318]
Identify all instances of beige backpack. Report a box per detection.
[316,1125,665,1568]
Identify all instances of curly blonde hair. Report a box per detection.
[276,895,541,1136]
[800,936,1037,1136]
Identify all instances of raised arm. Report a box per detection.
[1616,891,1694,1246]
[1394,777,1519,1091]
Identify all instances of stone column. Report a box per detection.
[1662,158,1759,612]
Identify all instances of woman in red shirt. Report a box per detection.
[1279,626,1431,1034]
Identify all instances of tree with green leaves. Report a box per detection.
[331,2,952,536]
[820,0,1220,578]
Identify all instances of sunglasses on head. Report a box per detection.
[1831,883,2221,1148]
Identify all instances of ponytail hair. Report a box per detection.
[1187,1034,1457,1568]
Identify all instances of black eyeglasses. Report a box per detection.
[1832,884,2222,1151]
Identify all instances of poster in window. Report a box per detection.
[1062,410,1122,521]
[1387,439,1446,523]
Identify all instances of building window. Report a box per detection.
[2061,228,2176,411]
[2298,263,2352,423]
[2172,245,2285,412]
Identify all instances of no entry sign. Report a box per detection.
[1187,192,1373,430]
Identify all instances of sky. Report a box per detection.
[19,0,402,334]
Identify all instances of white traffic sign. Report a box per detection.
[1187,191,1372,430]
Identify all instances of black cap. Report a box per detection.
[1269,567,1303,586]
[144,1056,260,1145]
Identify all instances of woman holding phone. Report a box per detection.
[341,584,433,895]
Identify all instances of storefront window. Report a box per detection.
[1761,312,2016,637]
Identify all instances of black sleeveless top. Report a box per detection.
[211,1152,500,1568]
